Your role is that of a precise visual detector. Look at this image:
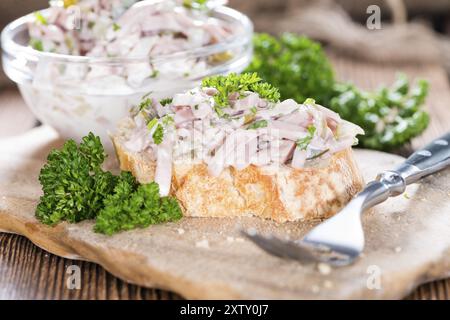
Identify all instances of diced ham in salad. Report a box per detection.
[121,74,364,196]
[28,0,233,58]
[20,0,250,152]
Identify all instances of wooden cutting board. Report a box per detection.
[0,126,449,299]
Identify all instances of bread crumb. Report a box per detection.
[177,228,185,235]
[323,280,333,289]
[196,239,209,249]
[317,263,332,275]
[394,246,402,253]
[235,237,245,243]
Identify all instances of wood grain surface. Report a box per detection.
[0,52,449,300]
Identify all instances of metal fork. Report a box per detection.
[243,132,450,266]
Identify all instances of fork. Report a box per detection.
[243,132,450,266]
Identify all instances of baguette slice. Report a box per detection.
[111,125,364,223]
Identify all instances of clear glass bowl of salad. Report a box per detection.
[1,0,253,149]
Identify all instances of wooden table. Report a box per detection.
[0,53,449,300]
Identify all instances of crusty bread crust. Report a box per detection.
[112,135,364,222]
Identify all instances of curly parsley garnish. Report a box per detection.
[246,33,335,106]
[36,133,182,234]
[36,133,116,225]
[330,75,430,151]
[95,177,182,236]
[202,73,280,116]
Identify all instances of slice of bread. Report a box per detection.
[111,125,365,223]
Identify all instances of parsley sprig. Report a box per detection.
[36,133,182,234]
[95,177,182,235]
[202,73,280,116]
[330,75,430,150]
[36,133,116,225]
[246,33,335,106]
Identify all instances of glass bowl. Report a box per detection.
[1,5,253,149]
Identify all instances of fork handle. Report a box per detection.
[393,132,450,184]
[374,132,450,197]
[358,132,450,210]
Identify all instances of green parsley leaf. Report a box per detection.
[150,70,159,78]
[112,23,121,31]
[147,118,158,130]
[303,98,316,105]
[183,0,208,10]
[30,38,44,51]
[162,115,174,126]
[139,98,152,111]
[247,119,268,130]
[160,98,173,106]
[152,124,164,145]
[34,12,48,25]
[296,125,316,150]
